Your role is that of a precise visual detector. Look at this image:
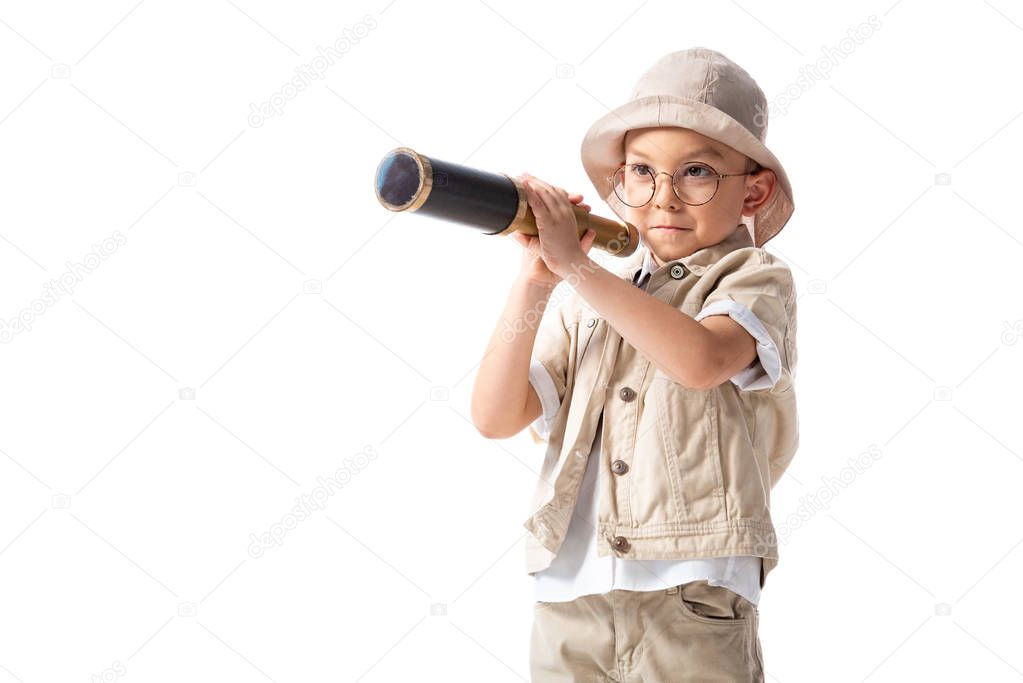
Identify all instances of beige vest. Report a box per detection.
[524,224,798,590]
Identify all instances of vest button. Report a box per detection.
[670,263,687,279]
[611,535,630,552]
[587,317,597,327]
[611,459,629,475]
[619,386,636,402]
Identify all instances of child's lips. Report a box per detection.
[651,225,691,232]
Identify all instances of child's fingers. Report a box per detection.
[526,175,579,207]
[580,228,597,251]
[523,180,549,216]
[524,174,573,198]
[526,175,555,195]
[532,181,568,214]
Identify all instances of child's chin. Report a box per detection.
[649,239,697,263]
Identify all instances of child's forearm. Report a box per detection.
[569,258,718,389]
[470,274,555,438]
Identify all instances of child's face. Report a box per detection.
[622,127,776,266]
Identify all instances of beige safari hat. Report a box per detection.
[580,47,794,248]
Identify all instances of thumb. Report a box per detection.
[581,228,597,251]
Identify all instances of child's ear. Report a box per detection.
[743,168,776,215]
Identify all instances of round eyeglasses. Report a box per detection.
[608,162,756,208]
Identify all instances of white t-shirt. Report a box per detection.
[527,249,783,606]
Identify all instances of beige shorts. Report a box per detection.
[529,580,764,682]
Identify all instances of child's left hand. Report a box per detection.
[520,172,596,279]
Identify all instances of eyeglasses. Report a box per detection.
[607,161,756,208]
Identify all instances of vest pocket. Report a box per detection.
[651,369,726,523]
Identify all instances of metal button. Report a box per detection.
[611,459,629,475]
[669,263,687,279]
[619,386,636,402]
[587,318,597,328]
[611,535,630,552]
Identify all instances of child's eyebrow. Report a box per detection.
[628,147,725,163]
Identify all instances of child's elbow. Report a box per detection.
[473,421,504,440]
[469,408,501,440]
[470,410,524,441]
[475,423,525,441]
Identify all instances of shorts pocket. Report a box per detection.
[674,580,753,627]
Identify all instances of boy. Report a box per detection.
[471,47,797,682]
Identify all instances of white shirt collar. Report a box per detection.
[635,248,658,287]
[640,249,658,280]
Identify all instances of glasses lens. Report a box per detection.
[612,164,655,207]
[673,163,719,205]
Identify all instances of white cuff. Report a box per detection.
[527,358,561,439]
[694,300,782,391]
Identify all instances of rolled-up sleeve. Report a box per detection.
[526,297,573,441]
[694,301,782,391]
[694,251,796,394]
[527,358,561,440]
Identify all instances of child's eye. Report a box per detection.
[680,163,714,178]
[629,163,653,177]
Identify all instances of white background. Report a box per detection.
[1,0,1022,681]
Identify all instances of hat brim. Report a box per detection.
[580,94,794,248]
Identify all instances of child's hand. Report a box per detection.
[511,172,596,284]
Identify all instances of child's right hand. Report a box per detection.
[511,174,592,287]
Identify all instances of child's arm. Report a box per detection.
[570,254,794,392]
[569,262,757,389]
[470,275,558,439]
[471,176,593,440]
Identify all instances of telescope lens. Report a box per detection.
[375,151,423,210]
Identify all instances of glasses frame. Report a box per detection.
[607,161,757,208]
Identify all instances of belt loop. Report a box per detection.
[665,586,678,594]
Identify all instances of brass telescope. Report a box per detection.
[373,147,639,257]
